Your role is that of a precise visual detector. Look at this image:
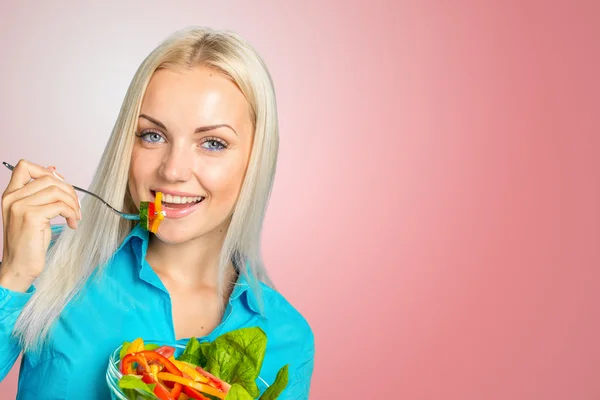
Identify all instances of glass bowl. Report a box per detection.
[106,341,269,399]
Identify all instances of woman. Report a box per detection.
[0,27,314,399]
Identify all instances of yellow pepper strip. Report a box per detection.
[157,373,226,399]
[150,192,164,233]
[150,211,164,233]
[127,338,144,354]
[150,363,161,379]
[170,359,210,383]
[155,191,163,215]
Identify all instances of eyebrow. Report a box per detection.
[139,114,238,136]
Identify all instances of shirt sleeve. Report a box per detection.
[283,327,315,400]
[0,224,63,381]
[0,283,34,381]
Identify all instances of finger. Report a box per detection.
[4,160,56,194]
[8,174,80,216]
[31,202,79,230]
[15,185,80,221]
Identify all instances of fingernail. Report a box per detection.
[47,166,56,171]
[77,197,82,220]
[52,171,65,181]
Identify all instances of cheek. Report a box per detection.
[128,150,153,201]
[201,159,247,202]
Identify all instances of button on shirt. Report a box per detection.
[0,224,314,399]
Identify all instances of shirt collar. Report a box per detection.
[118,223,265,317]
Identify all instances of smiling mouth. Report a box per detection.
[151,191,205,209]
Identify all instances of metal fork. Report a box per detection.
[2,161,140,221]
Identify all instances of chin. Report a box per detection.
[152,222,217,245]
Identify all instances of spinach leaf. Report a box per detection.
[260,365,289,400]
[205,327,267,398]
[118,375,156,397]
[225,383,255,400]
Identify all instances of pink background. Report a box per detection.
[1,0,599,399]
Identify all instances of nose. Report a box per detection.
[158,144,193,182]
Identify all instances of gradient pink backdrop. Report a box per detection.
[1,0,599,399]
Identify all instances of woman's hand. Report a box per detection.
[0,159,81,292]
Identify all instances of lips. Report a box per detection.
[151,190,205,219]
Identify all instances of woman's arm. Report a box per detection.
[0,279,34,381]
[0,224,64,381]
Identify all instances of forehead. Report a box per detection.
[140,66,252,129]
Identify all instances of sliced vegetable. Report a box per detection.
[142,372,177,400]
[157,373,226,399]
[128,338,145,354]
[154,345,176,359]
[182,386,210,400]
[170,359,210,384]
[121,353,150,375]
[148,202,155,228]
[139,202,149,231]
[195,365,231,393]
[150,211,164,233]
[139,191,165,233]
[137,351,183,376]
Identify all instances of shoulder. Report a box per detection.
[258,283,314,350]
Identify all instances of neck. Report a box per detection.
[145,224,234,289]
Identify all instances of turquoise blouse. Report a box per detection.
[0,224,314,399]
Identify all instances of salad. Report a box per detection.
[140,191,166,233]
[117,327,288,400]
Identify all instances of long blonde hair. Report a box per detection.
[14,27,279,352]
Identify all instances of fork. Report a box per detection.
[2,161,140,221]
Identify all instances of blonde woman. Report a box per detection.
[0,27,314,399]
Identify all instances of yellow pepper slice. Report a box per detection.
[150,212,164,233]
[155,191,163,215]
[149,363,161,378]
[170,359,210,383]
[150,192,165,233]
[127,338,144,354]
[157,372,226,399]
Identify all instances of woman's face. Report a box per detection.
[128,66,254,244]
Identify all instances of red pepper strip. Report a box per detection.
[142,372,175,400]
[137,351,183,399]
[182,386,210,400]
[137,351,183,376]
[195,365,230,393]
[154,345,176,359]
[120,353,150,375]
[148,202,156,230]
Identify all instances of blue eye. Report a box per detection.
[201,139,227,151]
[136,130,165,144]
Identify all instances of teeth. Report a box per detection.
[159,193,202,204]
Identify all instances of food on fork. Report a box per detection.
[140,191,166,233]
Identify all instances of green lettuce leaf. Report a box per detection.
[204,327,267,398]
[260,365,289,400]
[119,342,132,360]
[225,383,255,400]
[177,337,209,367]
[144,343,160,351]
[118,375,156,398]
